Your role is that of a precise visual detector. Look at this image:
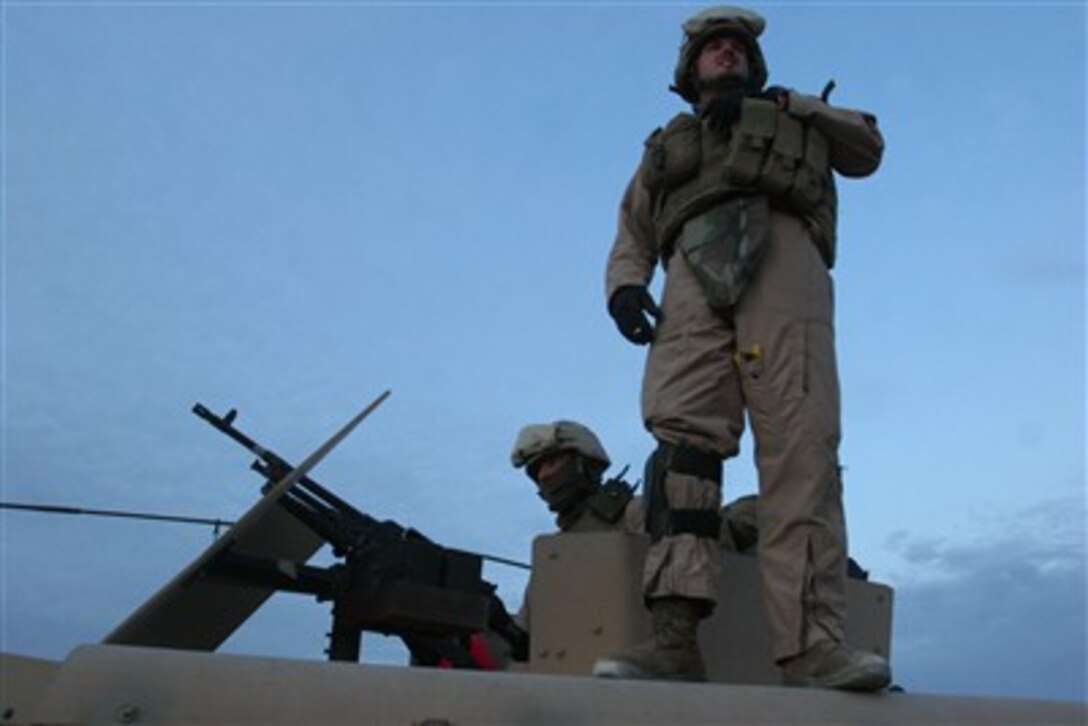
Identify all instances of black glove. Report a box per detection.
[758,85,789,108]
[608,285,661,345]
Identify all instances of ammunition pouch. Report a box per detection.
[644,441,723,543]
[640,100,837,269]
[642,116,701,195]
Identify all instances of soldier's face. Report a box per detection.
[696,35,750,84]
[531,450,575,485]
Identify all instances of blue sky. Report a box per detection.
[2,0,1084,704]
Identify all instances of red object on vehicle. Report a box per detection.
[438,633,500,670]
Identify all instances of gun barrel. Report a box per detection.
[192,403,264,454]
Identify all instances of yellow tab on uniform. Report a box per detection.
[732,344,763,366]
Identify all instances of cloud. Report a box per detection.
[886,498,1086,702]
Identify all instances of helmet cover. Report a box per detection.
[672,5,769,103]
[511,421,611,477]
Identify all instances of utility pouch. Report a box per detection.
[676,196,771,310]
[789,127,829,210]
[641,116,701,193]
[724,98,777,186]
[761,113,804,197]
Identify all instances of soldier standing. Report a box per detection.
[598,6,891,690]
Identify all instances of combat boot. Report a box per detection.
[592,597,707,682]
[780,640,891,691]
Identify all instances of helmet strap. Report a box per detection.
[694,73,759,102]
[535,456,599,518]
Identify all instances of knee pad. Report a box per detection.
[644,441,723,542]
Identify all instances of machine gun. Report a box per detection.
[191,403,528,667]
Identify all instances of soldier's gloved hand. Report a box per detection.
[608,285,662,345]
[758,85,789,109]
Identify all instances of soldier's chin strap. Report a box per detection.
[644,441,723,542]
[534,456,598,516]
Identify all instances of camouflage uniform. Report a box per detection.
[605,6,885,667]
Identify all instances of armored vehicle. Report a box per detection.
[3,394,1083,723]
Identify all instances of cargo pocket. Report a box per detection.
[735,319,808,404]
[784,321,809,402]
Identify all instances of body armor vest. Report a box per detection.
[639,98,838,268]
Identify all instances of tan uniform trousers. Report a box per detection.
[641,209,847,662]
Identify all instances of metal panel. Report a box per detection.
[529,531,894,684]
[529,532,651,675]
[701,551,894,684]
[30,645,1086,724]
[0,652,61,724]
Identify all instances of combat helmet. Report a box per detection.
[511,421,611,478]
[671,5,769,103]
[512,421,612,518]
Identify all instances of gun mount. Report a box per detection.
[105,396,525,668]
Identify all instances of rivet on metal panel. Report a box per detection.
[114,703,140,723]
[592,625,604,635]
